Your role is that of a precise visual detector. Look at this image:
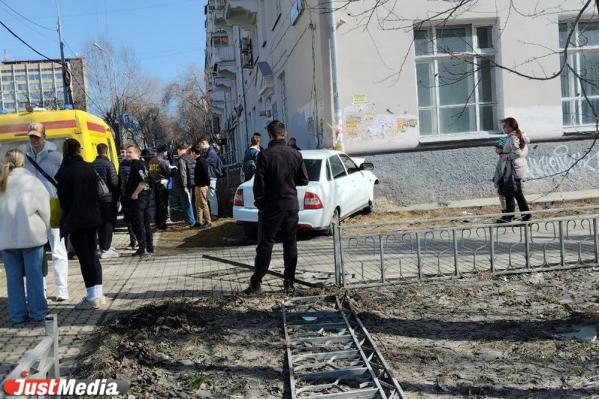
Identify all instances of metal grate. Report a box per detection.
[283,295,406,399]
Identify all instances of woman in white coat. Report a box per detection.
[497,117,531,223]
[0,149,50,323]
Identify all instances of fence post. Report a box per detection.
[524,223,530,268]
[379,235,385,283]
[333,223,342,286]
[559,220,565,267]
[452,229,459,277]
[594,218,599,264]
[45,314,59,379]
[416,232,422,280]
[489,226,495,273]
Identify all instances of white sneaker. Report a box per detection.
[74,296,106,310]
[100,249,119,259]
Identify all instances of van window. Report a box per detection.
[0,138,66,160]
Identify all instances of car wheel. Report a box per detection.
[326,208,340,236]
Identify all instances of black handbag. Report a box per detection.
[498,161,517,195]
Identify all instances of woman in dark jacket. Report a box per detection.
[55,138,105,310]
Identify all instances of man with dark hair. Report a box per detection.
[148,144,172,230]
[243,134,261,181]
[191,145,211,228]
[126,144,153,258]
[118,144,137,249]
[198,137,223,219]
[175,143,196,227]
[92,143,119,259]
[244,120,309,295]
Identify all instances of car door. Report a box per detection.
[328,154,353,218]
[338,153,369,212]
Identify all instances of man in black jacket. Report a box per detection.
[244,120,309,295]
[191,145,211,228]
[92,143,119,259]
[126,144,154,258]
[148,144,172,230]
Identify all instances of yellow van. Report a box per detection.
[0,108,119,169]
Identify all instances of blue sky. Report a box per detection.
[0,0,207,82]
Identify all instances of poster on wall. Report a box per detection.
[343,94,419,154]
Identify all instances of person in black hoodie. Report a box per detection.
[126,144,154,258]
[55,139,105,310]
[243,121,309,295]
[92,143,119,259]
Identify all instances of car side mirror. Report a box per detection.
[360,162,374,171]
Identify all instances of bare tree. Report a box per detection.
[83,38,149,147]
[162,64,212,146]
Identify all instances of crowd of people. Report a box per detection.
[0,122,225,324]
[0,116,531,323]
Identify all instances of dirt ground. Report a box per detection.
[73,268,599,398]
[72,294,297,399]
[350,268,599,398]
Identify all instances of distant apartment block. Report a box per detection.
[0,58,87,112]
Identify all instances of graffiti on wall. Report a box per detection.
[343,94,417,143]
[527,144,599,179]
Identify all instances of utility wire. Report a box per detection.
[0,0,54,31]
[0,17,103,112]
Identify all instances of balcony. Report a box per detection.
[224,0,257,29]
[213,45,236,64]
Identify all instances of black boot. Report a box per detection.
[284,280,295,294]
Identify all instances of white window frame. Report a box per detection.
[414,23,498,141]
[560,21,599,131]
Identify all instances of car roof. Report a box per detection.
[300,149,342,159]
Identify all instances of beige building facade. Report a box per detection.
[205,0,599,206]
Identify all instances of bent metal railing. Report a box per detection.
[0,315,60,399]
[333,210,599,287]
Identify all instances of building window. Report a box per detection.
[414,24,496,136]
[17,84,28,91]
[560,21,599,127]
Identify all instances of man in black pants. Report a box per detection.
[92,143,119,259]
[244,120,309,295]
[126,144,154,258]
[148,144,172,230]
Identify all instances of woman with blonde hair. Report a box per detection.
[0,149,50,324]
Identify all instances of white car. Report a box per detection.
[233,149,378,235]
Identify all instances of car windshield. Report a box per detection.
[304,159,322,181]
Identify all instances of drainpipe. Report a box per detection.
[326,0,343,151]
[238,26,250,162]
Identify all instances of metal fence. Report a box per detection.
[333,208,599,287]
[0,315,60,399]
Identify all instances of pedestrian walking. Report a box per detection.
[198,137,223,219]
[244,121,309,295]
[24,122,69,301]
[288,137,301,151]
[92,143,119,259]
[126,144,154,258]
[0,149,49,323]
[55,139,105,309]
[148,144,172,230]
[243,134,261,182]
[496,117,531,223]
[118,150,137,249]
[191,146,211,228]
[175,143,196,227]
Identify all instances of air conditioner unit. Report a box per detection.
[258,109,272,118]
